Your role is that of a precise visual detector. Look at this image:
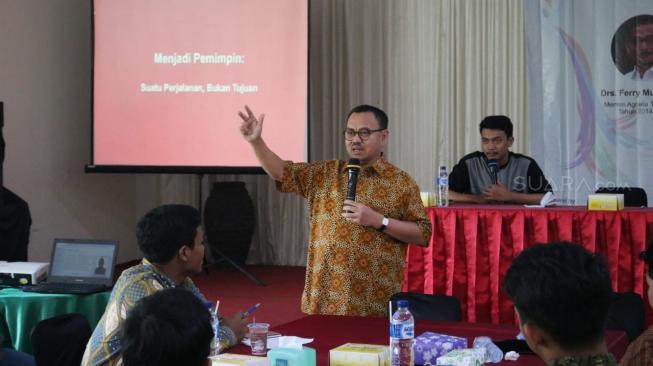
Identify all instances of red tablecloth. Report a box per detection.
[403,205,653,324]
[229,315,627,366]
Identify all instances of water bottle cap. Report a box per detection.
[397,300,409,308]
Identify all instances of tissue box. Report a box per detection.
[588,194,624,211]
[414,332,467,365]
[436,348,486,366]
[268,347,316,366]
[210,353,267,366]
[329,343,390,366]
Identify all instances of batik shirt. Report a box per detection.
[620,325,653,366]
[277,158,432,316]
[81,259,236,366]
[551,354,617,366]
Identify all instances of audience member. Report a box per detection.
[1,101,32,261]
[503,242,616,365]
[0,335,35,366]
[619,242,653,366]
[448,115,551,205]
[0,187,31,261]
[82,204,249,366]
[121,287,213,366]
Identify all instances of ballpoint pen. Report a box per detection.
[243,302,261,317]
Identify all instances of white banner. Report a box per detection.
[525,0,653,206]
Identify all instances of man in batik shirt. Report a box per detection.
[82,204,249,366]
[238,104,431,316]
[619,243,653,366]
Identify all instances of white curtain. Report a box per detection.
[157,0,528,265]
[525,0,653,205]
[385,0,527,188]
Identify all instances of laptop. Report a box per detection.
[24,238,119,295]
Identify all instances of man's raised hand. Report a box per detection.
[238,105,265,142]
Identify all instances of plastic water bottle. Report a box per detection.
[390,300,414,366]
[437,166,449,207]
[473,336,503,363]
[206,303,221,356]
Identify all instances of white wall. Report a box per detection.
[1,1,159,263]
[0,1,533,266]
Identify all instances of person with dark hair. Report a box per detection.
[121,288,213,366]
[0,102,32,262]
[0,335,36,366]
[0,188,31,261]
[82,204,249,366]
[503,242,616,365]
[448,115,551,204]
[238,104,431,316]
[1,101,4,192]
[619,243,653,366]
[627,16,653,80]
[614,15,653,81]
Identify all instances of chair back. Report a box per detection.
[595,187,648,207]
[30,313,92,366]
[606,291,645,342]
[389,292,462,321]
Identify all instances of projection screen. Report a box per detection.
[88,0,308,173]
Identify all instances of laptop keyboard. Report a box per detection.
[25,282,108,294]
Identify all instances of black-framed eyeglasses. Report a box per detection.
[343,127,386,140]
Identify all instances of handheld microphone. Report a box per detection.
[346,158,361,201]
[487,159,498,185]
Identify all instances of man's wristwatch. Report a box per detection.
[379,215,389,232]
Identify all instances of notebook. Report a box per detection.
[23,238,119,295]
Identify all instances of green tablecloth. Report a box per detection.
[0,288,110,354]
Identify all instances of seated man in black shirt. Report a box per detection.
[448,115,551,205]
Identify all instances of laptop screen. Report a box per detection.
[49,239,119,285]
